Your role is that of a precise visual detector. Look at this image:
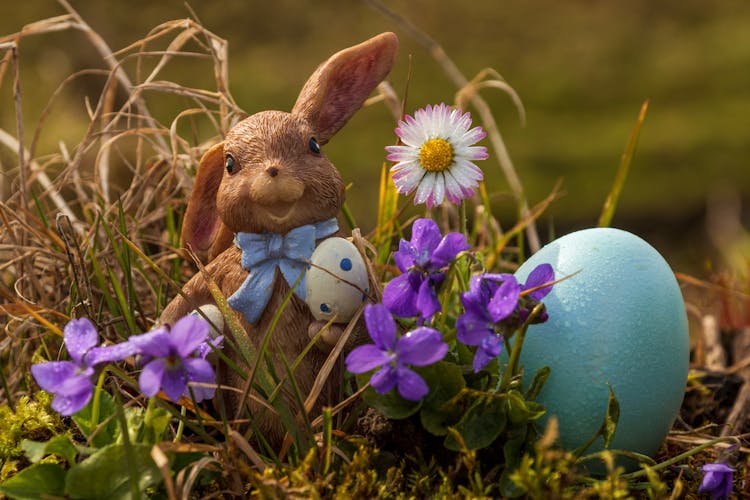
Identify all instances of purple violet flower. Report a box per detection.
[518,263,555,323]
[382,218,469,322]
[31,318,137,416]
[197,335,224,360]
[345,303,448,401]
[128,315,216,403]
[456,274,512,372]
[456,263,555,372]
[698,463,734,499]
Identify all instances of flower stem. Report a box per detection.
[460,199,468,239]
[618,436,741,481]
[174,405,186,443]
[91,368,108,428]
[500,303,544,392]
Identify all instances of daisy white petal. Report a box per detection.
[457,127,488,148]
[431,173,446,207]
[385,145,419,162]
[386,103,488,207]
[391,162,425,195]
[414,173,437,206]
[444,171,465,204]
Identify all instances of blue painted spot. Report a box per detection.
[340,258,352,271]
[320,303,331,313]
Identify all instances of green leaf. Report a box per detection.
[122,407,145,444]
[455,340,474,368]
[21,434,78,465]
[598,100,648,227]
[601,384,620,448]
[524,366,550,401]
[506,391,546,425]
[0,463,66,500]
[419,362,466,436]
[356,373,422,419]
[120,404,171,446]
[65,443,161,499]
[73,390,119,448]
[444,396,507,451]
[143,406,171,445]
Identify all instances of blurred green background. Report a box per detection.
[1,0,749,274]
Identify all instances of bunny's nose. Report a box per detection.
[266,166,279,178]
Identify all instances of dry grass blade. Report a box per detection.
[56,0,168,152]
[303,306,364,417]
[486,180,565,269]
[0,129,79,225]
[151,445,177,500]
[229,429,267,471]
[364,0,541,252]
[456,68,527,127]
[56,213,94,317]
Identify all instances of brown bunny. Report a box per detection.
[160,32,398,443]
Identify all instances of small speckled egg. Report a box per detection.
[306,237,369,322]
[514,227,689,460]
[190,304,224,338]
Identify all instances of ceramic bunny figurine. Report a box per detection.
[160,32,398,442]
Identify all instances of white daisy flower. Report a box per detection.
[386,103,488,208]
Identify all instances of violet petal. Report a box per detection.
[54,369,94,397]
[128,329,173,358]
[63,318,99,365]
[487,277,521,322]
[31,362,77,393]
[160,365,188,402]
[431,232,469,268]
[345,345,392,373]
[363,304,397,351]
[51,387,93,416]
[393,239,416,273]
[382,274,420,319]
[472,346,496,373]
[481,334,504,358]
[198,335,224,359]
[170,315,210,358]
[139,359,166,397]
[370,365,398,395]
[396,327,448,366]
[86,342,139,366]
[456,312,494,346]
[184,358,216,402]
[409,219,442,266]
[524,263,555,300]
[415,277,441,321]
[395,367,429,401]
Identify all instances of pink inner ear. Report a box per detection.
[316,55,383,140]
[189,216,219,253]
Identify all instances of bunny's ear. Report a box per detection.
[181,143,232,264]
[292,32,398,144]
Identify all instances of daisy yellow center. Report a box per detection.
[419,138,454,172]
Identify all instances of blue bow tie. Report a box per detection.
[227,218,339,324]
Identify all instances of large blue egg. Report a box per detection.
[514,227,689,458]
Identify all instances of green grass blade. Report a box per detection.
[108,267,137,334]
[598,100,649,227]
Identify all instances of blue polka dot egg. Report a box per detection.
[514,228,689,460]
[305,237,369,322]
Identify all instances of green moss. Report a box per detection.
[0,393,64,481]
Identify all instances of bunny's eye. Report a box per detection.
[225,154,236,174]
[309,137,321,154]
